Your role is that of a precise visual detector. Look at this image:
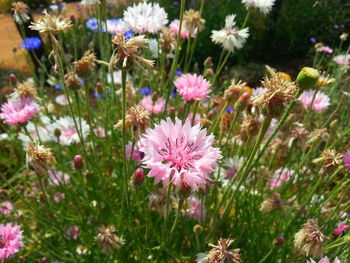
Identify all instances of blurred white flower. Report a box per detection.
[211,14,249,53]
[241,0,275,14]
[123,2,168,34]
[81,0,100,5]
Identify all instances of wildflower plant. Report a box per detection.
[1,1,350,262]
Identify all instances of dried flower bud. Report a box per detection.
[208,238,242,263]
[234,92,249,112]
[204,56,213,67]
[200,118,211,128]
[54,128,61,138]
[65,70,81,90]
[296,67,319,91]
[9,74,17,85]
[74,51,96,79]
[168,107,176,116]
[133,168,144,187]
[74,155,84,169]
[96,225,125,253]
[193,224,203,235]
[26,142,56,175]
[96,82,103,96]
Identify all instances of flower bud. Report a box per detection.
[133,168,144,187]
[168,107,176,117]
[234,92,249,112]
[65,70,81,91]
[274,236,284,246]
[204,68,214,79]
[264,95,284,118]
[193,224,203,235]
[296,67,319,91]
[54,128,61,138]
[340,33,349,41]
[96,82,103,96]
[9,74,17,85]
[70,14,76,23]
[204,56,213,67]
[207,111,214,119]
[151,92,159,102]
[200,118,211,128]
[74,155,84,169]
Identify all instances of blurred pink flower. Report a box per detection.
[55,94,69,106]
[0,97,39,125]
[270,168,293,188]
[332,222,349,237]
[333,54,350,65]
[94,127,106,137]
[187,113,201,125]
[0,223,23,260]
[307,257,340,263]
[343,151,350,170]
[138,118,222,190]
[139,96,165,114]
[48,170,70,186]
[0,201,13,215]
[53,193,65,202]
[106,18,129,35]
[298,90,330,111]
[66,225,79,240]
[186,196,206,221]
[125,141,143,163]
[169,19,195,39]
[174,74,210,101]
[317,46,333,54]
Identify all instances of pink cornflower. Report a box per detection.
[174,74,210,101]
[55,94,69,106]
[48,170,70,186]
[139,96,165,114]
[317,46,333,54]
[0,97,39,125]
[94,127,106,137]
[332,222,349,238]
[270,168,293,188]
[298,90,330,111]
[169,19,195,39]
[187,113,201,125]
[343,151,350,171]
[138,118,222,190]
[126,141,143,163]
[0,223,23,260]
[186,196,206,221]
[66,225,79,240]
[53,193,65,202]
[333,54,350,65]
[307,257,340,263]
[0,201,14,215]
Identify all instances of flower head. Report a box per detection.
[0,97,39,126]
[26,142,56,174]
[12,81,38,99]
[241,0,275,14]
[183,9,205,34]
[29,10,72,33]
[174,73,210,101]
[298,90,330,111]
[123,2,168,34]
[48,116,89,145]
[208,238,242,263]
[186,196,206,221]
[21,37,42,51]
[139,96,165,115]
[95,225,125,253]
[48,170,70,186]
[294,219,326,258]
[333,54,350,66]
[0,202,14,215]
[211,14,249,53]
[270,168,294,188]
[106,18,129,35]
[0,223,23,261]
[307,257,340,263]
[66,225,79,240]
[313,149,342,171]
[332,222,349,238]
[170,19,195,39]
[343,151,350,171]
[86,17,105,32]
[138,118,222,190]
[11,2,30,24]
[81,0,100,5]
[74,50,96,79]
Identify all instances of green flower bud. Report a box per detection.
[296,67,319,91]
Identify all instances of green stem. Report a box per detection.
[121,70,129,209]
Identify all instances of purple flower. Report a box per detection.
[21,37,42,50]
[226,106,233,113]
[124,30,134,40]
[140,87,152,96]
[310,37,317,43]
[175,70,183,76]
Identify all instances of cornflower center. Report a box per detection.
[159,137,200,172]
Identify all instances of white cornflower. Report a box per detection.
[123,2,168,34]
[106,19,129,35]
[47,116,89,146]
[11,2,30,24]
[81,0,100,5]
[241,0,275,14]
[211,14,249,53]
[29,10,72,33]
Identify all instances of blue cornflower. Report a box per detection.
[86,18,106,32]
[21,37,42,51]
[175,70,182,76]
[171,87,177,98]
[54,84,62,90]
[140,87,152,96]
[226,106,234,113]
[124,30,134,40]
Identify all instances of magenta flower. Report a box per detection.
[0,223,23,260]
[298,90,330,111]
[169,19,195,39]
[332,222,349,238]
[125,141,143,163]
[343,151,350,171]
[174,73,210,101]
[66,225,79,240]
[186,196,206,221]
[138,118,222,190]
[139,96,165,114]
[307,257,340,263]
[0,97,39,125]
[270,168,294,188]
[0,201,14,215]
